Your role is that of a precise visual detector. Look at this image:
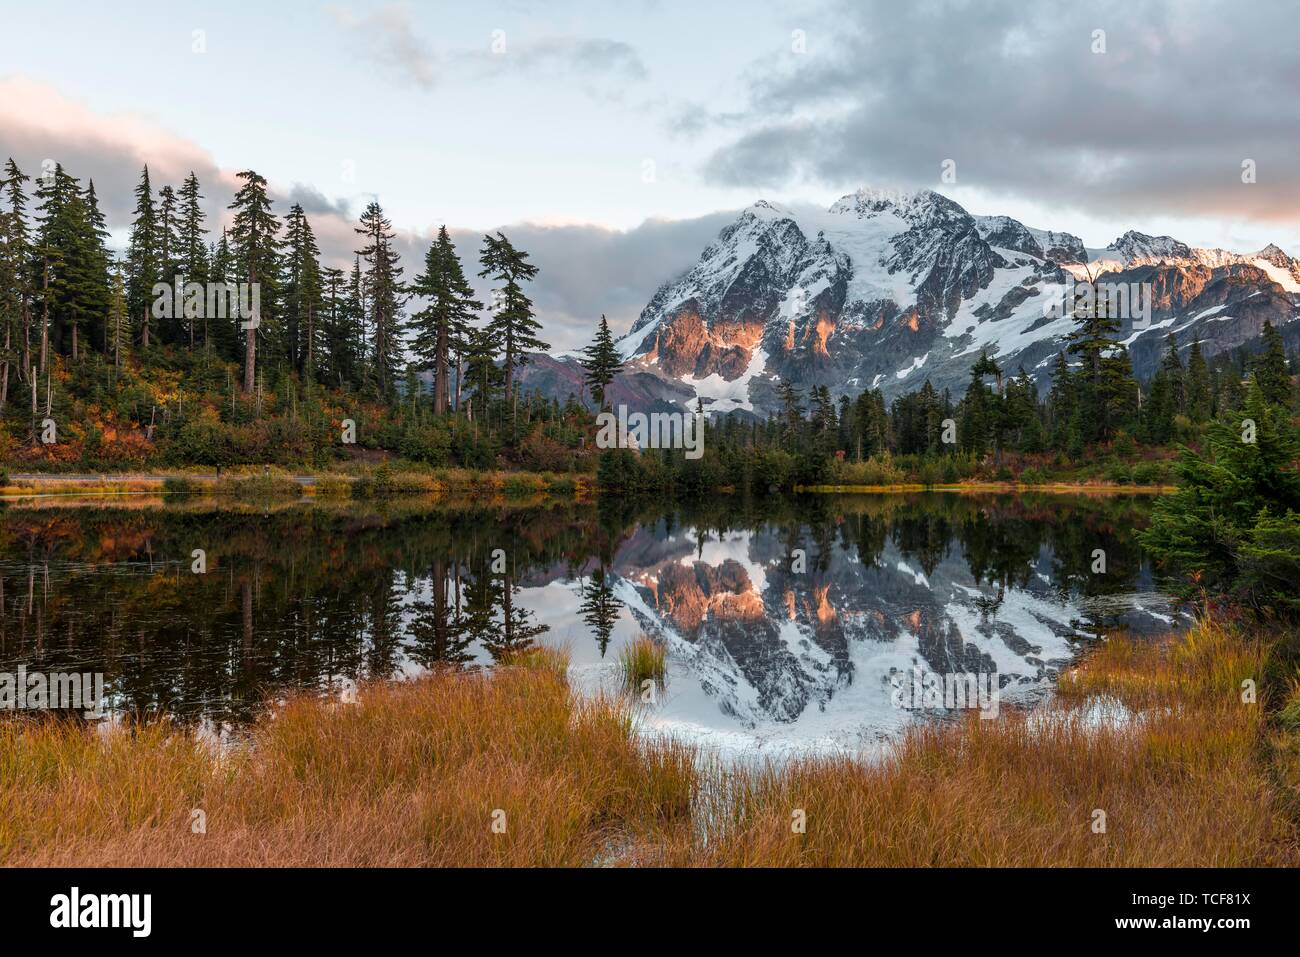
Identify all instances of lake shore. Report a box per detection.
[3,617,1295,867]
[1,468,1172,501]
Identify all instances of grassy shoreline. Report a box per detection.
[2,618,1295,867]
[1,469,1171,501]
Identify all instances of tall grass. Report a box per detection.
[0,652,693,867]
[0,620,1293,866]
[633,617,1295,867]
[619,635,666,692]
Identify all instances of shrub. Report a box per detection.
[1020,466,1047,485]
[162,476,200,496]
[1131,461,1166,486]
[314,475,352,498]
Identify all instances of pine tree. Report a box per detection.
[126,166,160,351]
[580,314,622,410]
[281,203,324,379]
[478,231,545,410]
[207,227,234,357]
[1140,380,1300,616]
[354,201,404,397]
[1159,332,1185,412]
[408,226,481,414]
[177,172,208,349]
[107,256,129,369]
[1046,351,1074,450]
[227,170,282,393]
[464,322,503,417]
[0,158,32,407]
[32,163,102,362]
[1252,321,1290,407]
[80,179,112,356]
[1185,337,1211,422]
[1067,286,1126,441]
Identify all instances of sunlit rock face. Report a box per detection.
[517,190,1299,417]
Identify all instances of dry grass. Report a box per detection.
[1,620,1294,867]
[0,649,694,867]
[631,617,1295,867]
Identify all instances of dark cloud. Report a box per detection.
[287,183,353,219]
[698,0,1300,222]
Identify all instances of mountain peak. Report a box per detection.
[1256,242,1291,266]
[1107,230,1192,262]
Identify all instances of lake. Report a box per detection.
[0,491,1183,753]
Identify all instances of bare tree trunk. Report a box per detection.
[0,325,10,411]
[244,265,256,393]
[434,324,448,416]
[39,258,48,373]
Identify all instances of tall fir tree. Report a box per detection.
[478,231,545,410]
[227,169,282,393]
[580,314,622,410]
[126,165,160,351]
[0,159,33,407]
[354,201,405,397]
[1252,321,1290,407]
[281,203,324,379]
[1185,337,1211,422]
[408,226,481,414]
[177,171,209,349]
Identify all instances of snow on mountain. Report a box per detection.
[518,189,1300,417]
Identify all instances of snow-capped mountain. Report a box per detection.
[521,189,1300,416]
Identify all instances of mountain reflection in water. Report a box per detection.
[0,492,1181,750]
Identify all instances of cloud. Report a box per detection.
[327,2,438,90]
[475,36,647,81]
[696,0,1300,223]
[287,183,353,219]
[0,76,233,239]
[327,3,647,93]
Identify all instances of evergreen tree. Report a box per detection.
[1252,321,1290,407]
[1046,351,1074,450]
[0,158,33,405]
[1066,287,1130,441]
[1185,337,1211,422]
[126,165,160,351]
[227,169,282,393]
[580,314,622,410]
[177,171,209,348]
[354,200,404,397]
[281,203,324,378]
[478,231,545,409]
[464,322,504,419]
[408,226,481,414]
[1140,381,1300,617]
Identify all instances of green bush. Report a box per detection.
[1020,467,1047,485]
[162,476,200,496]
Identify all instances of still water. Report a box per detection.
[0,492,1183,752]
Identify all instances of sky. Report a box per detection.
[2,0,1298,351]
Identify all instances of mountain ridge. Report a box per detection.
[520,189,1300,416]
